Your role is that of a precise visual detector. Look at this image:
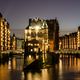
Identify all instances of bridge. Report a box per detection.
[0,49,24,63]
[55,49,80,59]
[55,49,80,54]
[0,49,24,54]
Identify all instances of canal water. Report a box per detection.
[0,55,80,80]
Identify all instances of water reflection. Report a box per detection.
[0,55,24,80]
[0,55,80,80]
[60,56,80,72]
[24,55,80,80]
[26,72,41,80]
[58,55,80,80]
[8,56,24,70]
[0,63,10,80]
[24,65,59,80]
[24,69,49,80]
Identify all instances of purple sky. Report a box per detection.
[0,0,80,37]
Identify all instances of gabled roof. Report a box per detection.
[25,26,29,29]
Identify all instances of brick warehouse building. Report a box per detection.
[25,18,59,53]
[46,18,59,51]
[59,26,80,50]
[0,13,10,51]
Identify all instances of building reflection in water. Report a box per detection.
[24,69,49,80]
[0,55,80,80]
[60,56,80,72]
[59,59,63,79]
[58,55,80,80]
[8,56,23,70]
[8,58,16,70]
[0,56,24,80]
[41,69,49,80]
[8,59,11,70]
[0,63,10,80]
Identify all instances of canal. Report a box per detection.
[0,55,80,80]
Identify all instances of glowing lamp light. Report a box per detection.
[29,55,31,59]
[31,49,33,52]
[36,55,39,59]
[35,25,41,31]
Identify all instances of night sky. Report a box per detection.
[0,0,80,37]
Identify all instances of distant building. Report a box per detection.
[11,34,17,50]
[77,26,80,50]
[0,13,10,51]
[11,33,24,51]
[16,38,24,50]
[25,18,59,53]
[59,26,80,50]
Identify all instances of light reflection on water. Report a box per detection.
[0,55,24,80]
[0,63,10,80]
[0,55,80,80]
[25,69,49,80]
